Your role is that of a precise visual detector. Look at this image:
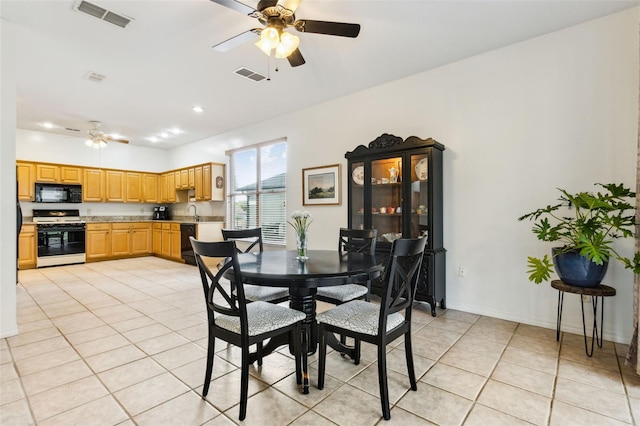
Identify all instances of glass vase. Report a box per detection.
[296,232,308,262]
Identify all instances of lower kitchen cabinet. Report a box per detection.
[86,223,111,260]
[87,222,151,261]
[159,223,182,260]
[18,224,37,269]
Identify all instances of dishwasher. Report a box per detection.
[180,223,197,265]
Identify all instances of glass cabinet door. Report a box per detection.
[410,153,429,239]
[370,156,403,242]
[350,161,365,231]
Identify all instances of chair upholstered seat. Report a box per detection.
[316,300,404,336]
[215,301,306,336]
[316,284,369,303]
[244,284,290,303]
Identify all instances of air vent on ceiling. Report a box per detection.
[234,67,266,82]
[84,71,106,83]
[74,0,133,28]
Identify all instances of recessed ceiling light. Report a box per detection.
[146,137,159,143]
[159,132,169,138]
[170,128,182,134]
[192,106,204,113]
[43,122,54,129]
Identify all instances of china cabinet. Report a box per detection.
[345,133,445,316]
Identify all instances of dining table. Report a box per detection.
[224,249,384,392]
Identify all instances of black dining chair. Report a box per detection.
[222,228,290,304]
[190,237,307,421]
[316,228,378,305]
[316,236,427,420]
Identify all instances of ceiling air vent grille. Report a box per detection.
[234,67,266,83]
[84,71,106,83]
[74,1,133,28]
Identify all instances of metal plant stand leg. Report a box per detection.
[551,280,616,358]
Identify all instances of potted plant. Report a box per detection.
[518,183,640,286]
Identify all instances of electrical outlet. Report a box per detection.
[457,266,467,277]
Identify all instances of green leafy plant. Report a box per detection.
[518,183,640,284]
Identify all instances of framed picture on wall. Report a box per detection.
[302,164,341,206]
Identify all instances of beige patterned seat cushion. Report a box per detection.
[316,300,405,336]
[214,301,305,336]
[316,284,368,302]
[244,284,289,302]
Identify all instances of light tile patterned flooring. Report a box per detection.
[2,257,639,425]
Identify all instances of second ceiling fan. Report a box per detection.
[210,0,361,67]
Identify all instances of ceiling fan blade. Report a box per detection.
[287,48,305,67]
[209,0,256,16]
[276,0,301,14]
[212,29,260,52]
[105,136,129,144]
[294,20,360,38]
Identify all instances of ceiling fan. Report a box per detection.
[210,0,361,67]
[85,121,129,149]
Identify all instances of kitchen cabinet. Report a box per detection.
[194,166,204,200]
[143,174,159,203]
[83,168,104,202]
[86,223,111,260]
[174,170,181,189]
[125,172,142,203]
[111,223,151,256]
[346,133,446,316]
[202,164,212,201]
[106,170,125,202]
[188,168,195,189]
[18,224,36,269]
[167,173,176,202]
[60,166,82,184]
[152,223,162,254]
[180,169,189,189]
[17,162,36,201]
[160,223,182,260]
[35,164,59,182]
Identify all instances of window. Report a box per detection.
[227,140,287,246]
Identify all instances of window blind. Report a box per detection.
[227,140,287,246]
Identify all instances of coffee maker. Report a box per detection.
[153,206,169,220]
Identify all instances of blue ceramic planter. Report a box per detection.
[552,248,608,288]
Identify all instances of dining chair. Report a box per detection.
[316,236,427,420]
[190,237,307,421]
[222,228,290,304]
[316,228,378,305]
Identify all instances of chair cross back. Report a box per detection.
[338,228,378,256]
[191,238,249,332]
[222,228,263,254]
[381,238,427,323]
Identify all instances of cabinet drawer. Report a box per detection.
[131,222,150,230]
[162,223,171,230]
[152,223,163,230]
[171,223,181,231]
[87,223,110,231]
[111,223,132,230]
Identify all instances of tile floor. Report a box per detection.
[2,257,639,425]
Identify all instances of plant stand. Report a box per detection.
[551,279,616,357]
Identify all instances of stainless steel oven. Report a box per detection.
[33,209,86,267]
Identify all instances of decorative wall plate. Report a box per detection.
[216,176,224,189]
[415,158,428,181]
[352,166,364,185]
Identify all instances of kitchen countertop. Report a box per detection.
[22,216,225,224]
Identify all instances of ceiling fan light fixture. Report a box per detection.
[85,139,94,147]
[99,140,107,148]
[276,32,299,58]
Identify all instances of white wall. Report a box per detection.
[4,8,638,343]
[168,8,639,343]
[1,20,18,337]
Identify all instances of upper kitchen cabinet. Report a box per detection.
[125,172,142,203]
[17,162,36,201]
[83,168,104,202]
[346,133,446,316]
[34,163,82,184]
[105,170,125,202]
[143,174,159,203]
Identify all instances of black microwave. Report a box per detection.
[35,183,82,203]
